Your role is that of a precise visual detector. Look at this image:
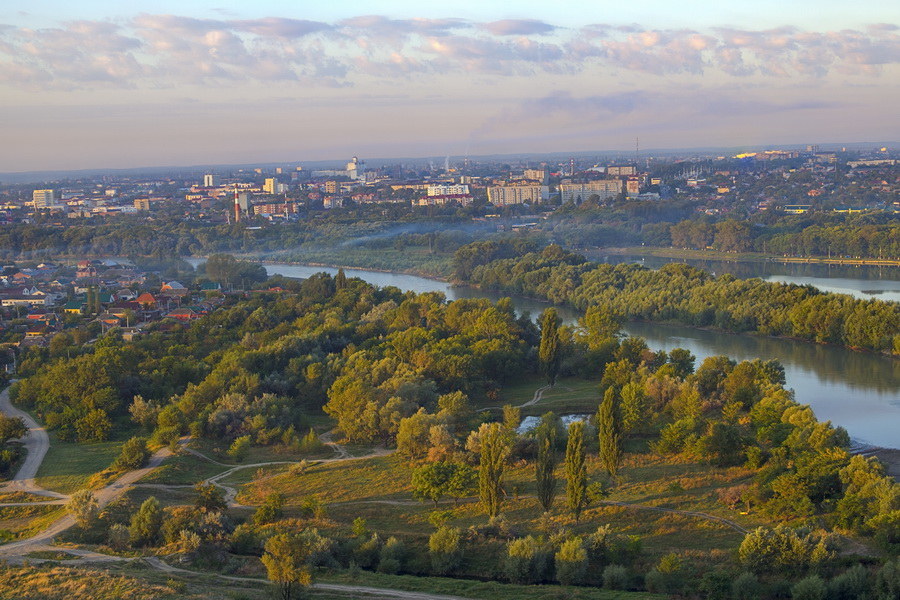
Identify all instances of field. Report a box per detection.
[35,431,131,494]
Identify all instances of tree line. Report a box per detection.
[455,241,900,354]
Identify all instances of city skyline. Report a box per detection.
[1,1,898,172]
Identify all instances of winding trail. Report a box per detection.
[0,384,67,500]
[483,384,551,412]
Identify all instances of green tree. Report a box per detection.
[253,492,285,526]
[539,308,562,386]
[565,420,589,521]
[75,408,112,442]
[113,436,150,471]
[262,533,313,600]
[429,526,463,575]
[335,267,348,290]
[620,381,647,433]
[598,387,623,478]
[66,489,99,529]
[129,497,163,546]
[535,413,558,512]
[555,537,588,585]
[194,482,228,513]
[478,423,510,518]
[227,435,252,462]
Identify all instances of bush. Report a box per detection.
[732,571,762,600]
[377,537,406,574]
[827,564,870,600]
[227,435,251,462]
[113,437,150,471]
[504,536,552,584]
[791,575,826,600]
[555,538,588,585]
[603,565,628,590]
[429,526,462,575]
[354,533,382,569]
[874,558,899,600]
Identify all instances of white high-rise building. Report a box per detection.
[32,189,57,209]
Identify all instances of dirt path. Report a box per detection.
[320,430,351,459]
[483,384,552,412]
[0,444,174,556]
[0,384,67,500]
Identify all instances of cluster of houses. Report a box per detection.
[0,260,225,348]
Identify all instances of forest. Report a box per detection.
[455,241,900,355]
[3,268,898,599]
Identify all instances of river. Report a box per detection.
[585,252,900,303]
[250,262,898,449]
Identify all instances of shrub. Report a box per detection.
[113,437,150,471]
[791,575,827,600]
[227,435,251,462]
[429,526,462,575]
[603,565,628,590]
[378,537,406,574]
[732,571,762,600]
[827,564,870,600]
[504,536,552,584]
[555,538,588,585]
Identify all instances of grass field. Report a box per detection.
[0,504,65,542]
[494,376,603,416]
[35,433,126,494]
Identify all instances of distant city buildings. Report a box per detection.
[32,189,58,209]
[558,180,622,204]
[487,184,547,206]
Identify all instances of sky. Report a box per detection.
[1,1,898,172]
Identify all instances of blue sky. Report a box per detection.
[1,1,898,171]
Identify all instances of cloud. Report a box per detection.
[482,19,555,36]
[0,14,897,90]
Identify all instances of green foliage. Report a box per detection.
[602,565,629,590]
[538,308,561,386]
[378,536,406,574]
[113,436,150,471]
[460,244,899,354]
[66,489,98,529]
[478,423,510,519]
[875,558,900,600]
[827,564,870,600]
[252,492,284,526]
[565,420,589,521]
[504,535,552,584]
[411,461,476,505]
[429,526,463,575]
[555,537,588,585]
[129,497,162,546]
[792,575,827,600]
[598,388,623,478]
[535,412,558,513]
[262,533,313,600]
[226,435,251,462]
[738,526,834,576]
[194,482,227,513]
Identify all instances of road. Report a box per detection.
[0,384,66,499]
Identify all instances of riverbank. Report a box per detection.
[600,246,900,267]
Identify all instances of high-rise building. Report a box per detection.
[558,181,623,204]
[32,189,57,209]
[427,184,470,196]
[487,185,546,206]
[203,174,218,187]
[524,168,549,184]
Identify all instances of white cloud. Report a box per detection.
[0,15,896,90]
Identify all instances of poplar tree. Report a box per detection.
[478,423,510,518]
[535,413,558,512]
[598,387,624,479]
[538,307,561,386]
[335,267,347,290]
[565,420,588,521]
